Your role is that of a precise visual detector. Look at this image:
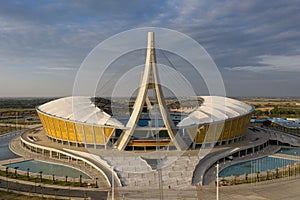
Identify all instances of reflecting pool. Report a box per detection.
[219,156,297,177]
[0,132,22,161]
[5,160,90,179]
[278,147,300,156]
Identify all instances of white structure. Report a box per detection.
[115,32,184,150]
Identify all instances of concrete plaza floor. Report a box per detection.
[113,178,300,199]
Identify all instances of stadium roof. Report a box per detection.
[38,96,124,127]
[268,118,300,129]
[38,96,253,128]
[177,96,253,127]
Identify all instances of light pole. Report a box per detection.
[112,166,114,200]
[216,163,219,200]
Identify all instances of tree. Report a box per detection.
[266,170,270,180]
[256,171,260,182]
[14,167,19,178]
[245,173,248,183]
[27,168,30,180]
[39,171,43,182]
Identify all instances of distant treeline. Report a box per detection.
[0,98,58,109]
[254,106,300,117]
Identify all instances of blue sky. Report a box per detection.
[0,0,300,97]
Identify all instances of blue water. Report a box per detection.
[1,131,90,179]
[278,147,300,156]
[5,160,90,179]
[0,132,21,161]
[219,156,297,177]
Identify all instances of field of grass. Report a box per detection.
[241,98,300,118]
[0,125,20,136]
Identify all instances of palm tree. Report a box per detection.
[95,177,98,188]
[5,167,9,177]
[276,167,279,178]
[233,175,239,185]
[256,171,260,182]
[27,168,30,180]
[39,171,43,182]
[14,167,19,178]
[245,173,248,183]
[79,175,82,187]
[266,170,270,180]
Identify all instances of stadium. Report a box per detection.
[36,32,253,151]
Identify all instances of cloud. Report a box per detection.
[0,0,300,96]
[225,55,300,73]
[38,66,77,71]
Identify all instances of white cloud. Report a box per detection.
[39,66,77,71]
[225,55,300,73]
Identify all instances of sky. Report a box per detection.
[0,0,300,97]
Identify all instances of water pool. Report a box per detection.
[0,132,21,161]
[219,156,297,177]
[5,160,90,179]
[278,147,300,156]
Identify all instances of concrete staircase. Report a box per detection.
[100,154,200,189]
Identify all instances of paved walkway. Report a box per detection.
[203,177,300,200]
[0,157,32,165]
[269,153,300,161]
[110,178,300,200]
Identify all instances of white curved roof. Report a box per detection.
[38,96,252,128]
[177,96,253,127]
[38,96,124,127]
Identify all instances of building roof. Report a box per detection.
[268,118,300,129]
[38,96,253,128]
[38,96,124,127]
[177,96,253,127]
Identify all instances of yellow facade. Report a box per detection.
[94,126,105,144]
[83,124,94,143]
[215,123,224,141]
[193,114,252,144]
[66,121,76,141]
[196,125,206,143]
[205,125,215,142]
[37,108,252,146]
[74,123,84,143]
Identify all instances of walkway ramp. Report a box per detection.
[0,157,32,166]
[269,153,300,161]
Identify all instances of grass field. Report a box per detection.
[241,98,300,118]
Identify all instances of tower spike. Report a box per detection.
[115,32,184,150]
